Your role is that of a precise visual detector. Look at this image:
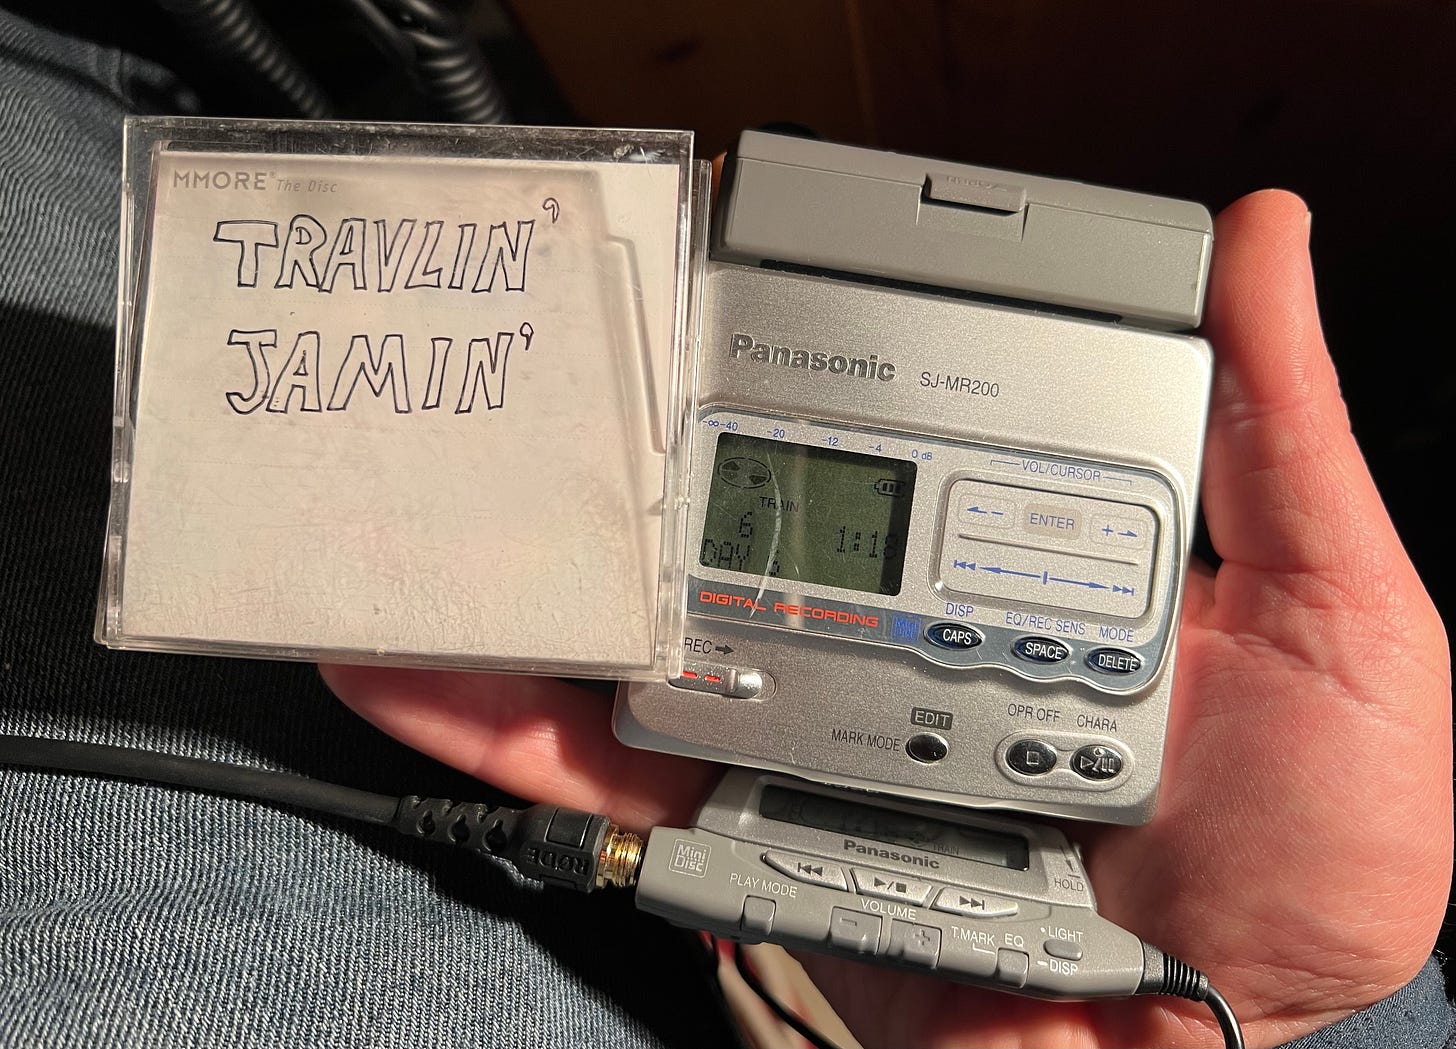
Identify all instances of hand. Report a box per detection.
[322,190,1451,1048]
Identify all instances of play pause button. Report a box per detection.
[932,887,1020,919]
[851,868,933,905]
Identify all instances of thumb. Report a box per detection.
[1197,190,1443,690]
[1201,190,1389,580]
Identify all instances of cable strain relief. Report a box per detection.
[391,798,620,894]
[391,795,517,854]
[1138,942,1211,1001]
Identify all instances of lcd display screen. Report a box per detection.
[698,432,916,596]
[758,785,1030,870]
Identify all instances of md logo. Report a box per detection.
[669,839,711,878]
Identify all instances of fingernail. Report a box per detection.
[1305,210,1313,239]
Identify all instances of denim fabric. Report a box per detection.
[1278,957,1455,1049]
[0,7,1450,1049]
[0,10,731,1048]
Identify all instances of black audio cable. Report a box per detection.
[726,936,1244,1049]
[0,735,642,892]
[152,0,335,118]
[152,0,511,124]
[728,939,841,1049]
[1138,945,1246,1049]
[0,735,1243,1048]
[367,0,512,124]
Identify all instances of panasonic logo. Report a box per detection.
[842,838,940,869]
[729,333,896,382]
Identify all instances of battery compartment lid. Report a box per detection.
[716,130,1212,330]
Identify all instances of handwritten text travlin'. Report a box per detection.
[208,213,539,416]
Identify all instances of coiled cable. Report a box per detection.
[153,0,334,118]
[371,0,511,123]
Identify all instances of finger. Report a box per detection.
[320,664,720,832]
[1200,191,1409,582]
[1196,191,1445,693]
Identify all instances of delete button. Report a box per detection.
[1023,503,1082,539]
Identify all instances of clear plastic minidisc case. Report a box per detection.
[99,118,706,679]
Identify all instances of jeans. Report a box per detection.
[0,10,731,1047]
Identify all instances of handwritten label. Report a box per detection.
[117,147,683,666]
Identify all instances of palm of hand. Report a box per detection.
[805,559,1448,1049]
[323,192,1451,1049]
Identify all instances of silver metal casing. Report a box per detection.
[616,262,1211,824]
[616,133,1213,825]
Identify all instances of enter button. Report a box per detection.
[1024,502,1083,539]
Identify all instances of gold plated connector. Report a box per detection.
[596,824,644,889]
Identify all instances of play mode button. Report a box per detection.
[925,623,983,650]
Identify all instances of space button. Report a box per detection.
[762,851,849,890]
[931,887,1019,918]
[851,868,934,905]
[1012,636,1070,664]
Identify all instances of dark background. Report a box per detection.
[9,0,1455,975]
